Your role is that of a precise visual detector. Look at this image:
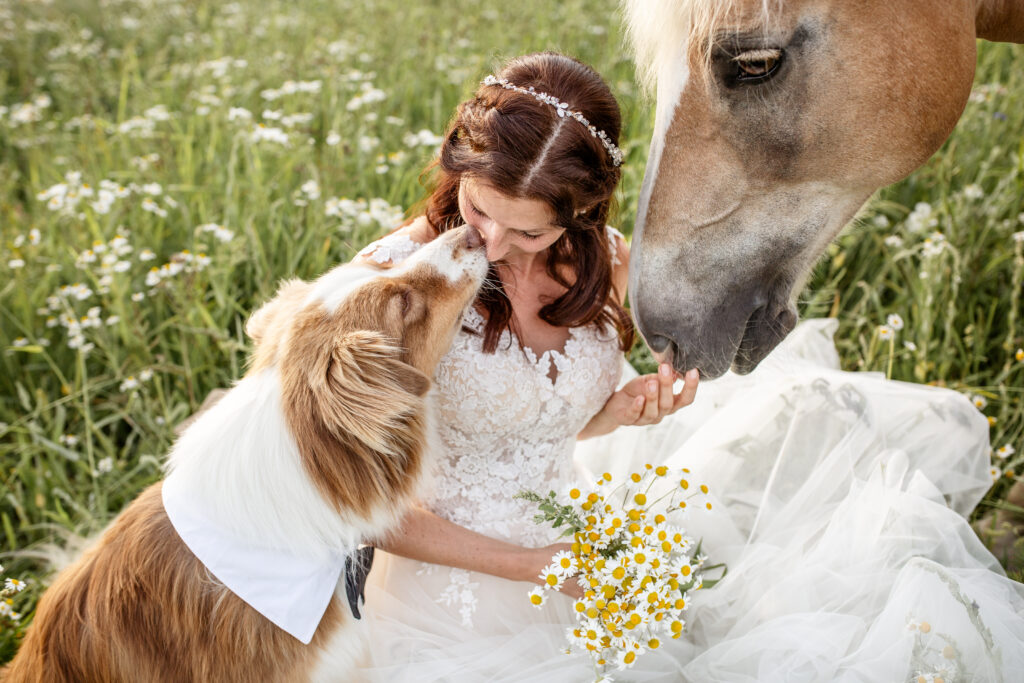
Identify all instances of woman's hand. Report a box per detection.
[579,364,699,439]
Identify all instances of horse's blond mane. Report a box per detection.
[623,0,776,95]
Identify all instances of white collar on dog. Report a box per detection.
[161,472,346,644]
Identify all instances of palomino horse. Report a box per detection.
[624,0,1024,378]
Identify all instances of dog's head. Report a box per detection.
[244,227,487,516]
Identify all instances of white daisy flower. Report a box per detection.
[995,445,1016,460]
[227,107,252,122]
[877,324,894,341]
[250,124,290,145]
[120,376,141,392]
[4,578,25,592]
[963,184,984,200]
[922,231,946,257]
[141,197,167,217]
[539,565,564,590]
[886,314,904,330]
[551,550,576,575]
[527,586,547,609]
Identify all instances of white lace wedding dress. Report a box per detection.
[355,231,1024,682]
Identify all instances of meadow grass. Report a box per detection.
[0,0,1022,661]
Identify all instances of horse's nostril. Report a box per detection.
[465,226,484,250]
[647,334,673,354]
[776,308,797,331]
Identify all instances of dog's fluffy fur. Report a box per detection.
[3,228,487,682]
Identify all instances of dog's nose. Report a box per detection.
[464,225,484,250]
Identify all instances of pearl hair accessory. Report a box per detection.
[481,75,624,167]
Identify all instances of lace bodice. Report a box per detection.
[428,305,621,544]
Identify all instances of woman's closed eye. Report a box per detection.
[469,202,546,240]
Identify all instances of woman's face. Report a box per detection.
[458,177,565,263]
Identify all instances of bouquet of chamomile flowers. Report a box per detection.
[517,464,723,681]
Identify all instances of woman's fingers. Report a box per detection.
[642,378,660,422]
[629,394,645,422]
[658,364,675,412]
[619,367,698,427]
[672,368,699,411]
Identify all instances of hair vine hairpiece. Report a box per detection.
[481,74,624,167]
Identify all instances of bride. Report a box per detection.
[354,52,1024,681]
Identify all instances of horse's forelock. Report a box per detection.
[623,0,776,94]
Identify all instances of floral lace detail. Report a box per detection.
[434,568,481,628]
[357,231,423,264]
[359,228,624,624]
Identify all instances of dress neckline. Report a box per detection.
[462,306,584,385]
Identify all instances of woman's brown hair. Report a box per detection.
[421,52,633,353]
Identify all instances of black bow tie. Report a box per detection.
[344,546,375,620]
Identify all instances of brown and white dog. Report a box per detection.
[3,226,487,682]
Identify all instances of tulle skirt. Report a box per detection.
[359,319,1024,682]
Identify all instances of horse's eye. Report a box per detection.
[734,49,783,82]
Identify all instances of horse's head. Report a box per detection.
[626,0,1020,378]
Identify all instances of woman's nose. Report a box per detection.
[485,239,509,262]
[477,222,509,261]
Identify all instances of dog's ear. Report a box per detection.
[246,279,307,343]
[314,329,429,455]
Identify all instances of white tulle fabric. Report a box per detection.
[357,233,1024,682]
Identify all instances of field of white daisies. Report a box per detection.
[1,0,1022,661]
